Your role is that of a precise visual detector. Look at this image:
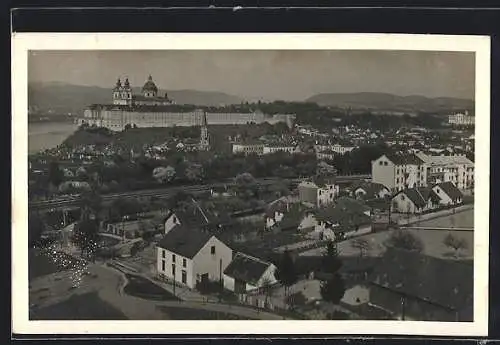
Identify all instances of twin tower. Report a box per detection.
[112,75,172,106]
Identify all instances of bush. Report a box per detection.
[196,280,222,295]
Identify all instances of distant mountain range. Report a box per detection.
[28,82,245,114]
[306,92,474,113]
[28,82,474,116]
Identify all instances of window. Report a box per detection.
[211,246,216,255]
[171,264,176,276]
[172,254,176,262]
[182,270,187,284]
[384,162,388,166]
[161,260,165,271]
[183,258,187,267]
[401,195,405,200]
[162,250,166,259]
[379,161,383,166]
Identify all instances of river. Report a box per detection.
[28,122,79,154]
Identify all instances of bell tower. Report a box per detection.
[199,112,210,151]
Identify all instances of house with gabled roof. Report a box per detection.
[156,225,233,289]
[352,182,391,200]
[390,187,441,214]
[163,199,228,235]
[223,252,278,293]
[368,248,473,321]
[432,182,464,206]
[313,198,373,241]
[297,175,340,208]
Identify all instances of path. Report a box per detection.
[99,264,288,320]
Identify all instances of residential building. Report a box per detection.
[368,248,473,321]
[352,182,391,200]
[371,153,427,192]
[313,198,372,241]
[390,187,441,214]
[314,144,356,155]
[223,252,278,293]
[432,182,464,206]
[448,111,475,127]
[156,225,233,289]
[297,176,340,208]
[316,150,337,161]
[264,201,317,232]
[232,142,265,155]
[416,152,474,190]
[263,144,300,155]
[164,200,225,235]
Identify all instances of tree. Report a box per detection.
[152,166,176,184]
[80,189,102,221]
[28,213,45,248]
[185,163,205,183]
[72,219,100,259]
[48,161,64,187]
[385,230,424,253]
[320,273,346,304]
[443,233,468,258]
[275,250,298,297]
[233,172,258,200]
[321,240,343,275]
[350,238,371,259]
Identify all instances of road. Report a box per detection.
[29,174,371,211]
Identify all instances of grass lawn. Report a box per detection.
[123,274,180,301]
[301,229,473,260]
[417,209,474,228]
[29,248,85,280]
[156,306,256,320]
[30,291,128,320]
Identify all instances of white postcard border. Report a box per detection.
[12,33,491,336]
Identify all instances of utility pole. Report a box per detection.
[401,296,406,321]
[173,264,176,297]
[219,258,223,303]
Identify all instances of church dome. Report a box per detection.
[142,75,158,93]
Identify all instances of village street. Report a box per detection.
[30,261,288,320]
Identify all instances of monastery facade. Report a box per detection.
[78,76,296,131]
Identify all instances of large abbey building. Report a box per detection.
[79,76,296,131]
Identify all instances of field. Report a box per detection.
[301,228,474,260]
[417,209,474,228]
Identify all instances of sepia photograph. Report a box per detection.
[12,33,490,336]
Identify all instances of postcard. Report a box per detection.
[12,33,490,336]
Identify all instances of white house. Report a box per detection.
[416,152,474,191]
[223,252,278,293]
[156,225,233,289]
[371,153,427,192]
[390,187,441,214]
[352,182,391,200]
[313,200,372,241]
[263,144,300,155]
[297,176,340,208]
[432,182,464,206]
[232,142,265,155]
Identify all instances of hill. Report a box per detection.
[306,92,474,113]
[28,82,244,115]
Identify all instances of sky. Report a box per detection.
[28,50,475,101]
